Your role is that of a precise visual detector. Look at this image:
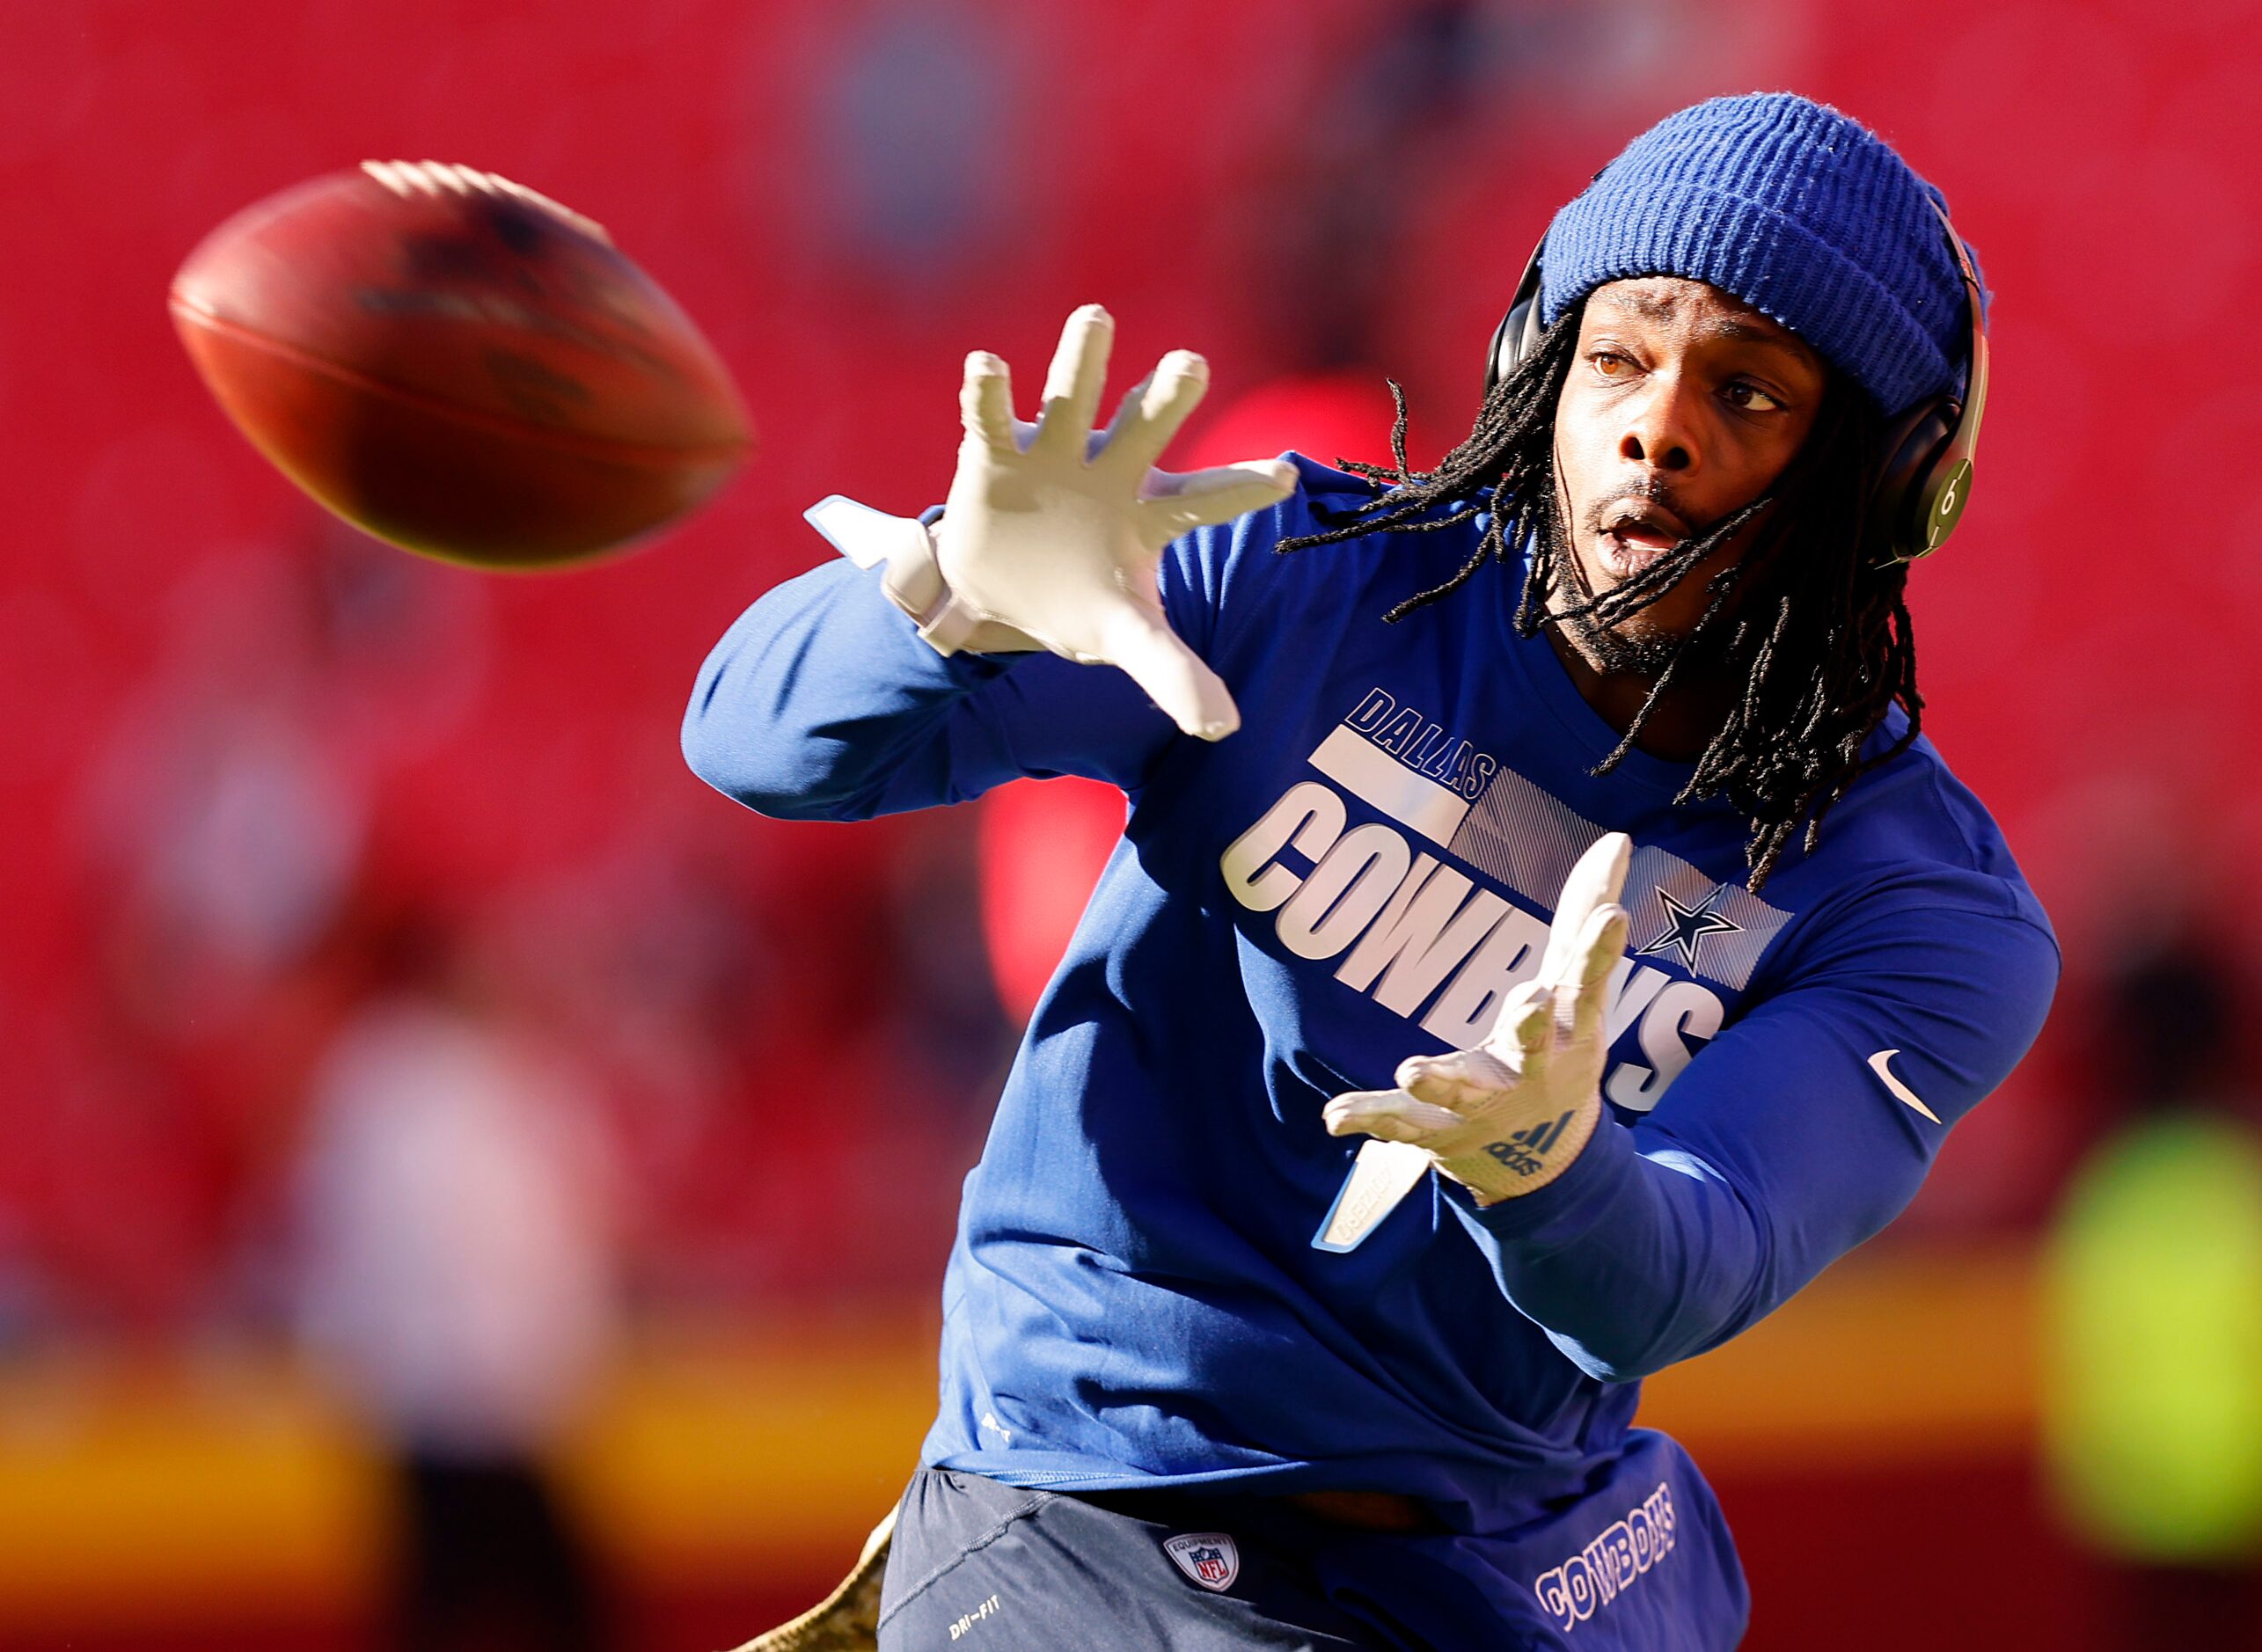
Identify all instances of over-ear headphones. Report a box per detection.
[1482,200,1989,566]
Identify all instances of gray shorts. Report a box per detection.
[876,1468,1509,1652]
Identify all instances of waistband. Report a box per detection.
[1072,1482,1447,1535]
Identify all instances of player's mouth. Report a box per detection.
[1593,501,1690,581]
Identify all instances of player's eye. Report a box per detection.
[1721,380,1784,413]
[1589,352,1636,380]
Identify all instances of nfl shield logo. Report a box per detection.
[1163,1531,1240,1592]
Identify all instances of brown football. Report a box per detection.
[170,160,752,569]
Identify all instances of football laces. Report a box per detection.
[358,159,612,245]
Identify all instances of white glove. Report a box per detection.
[804,308,1294,736]
[1322,833,1634,1205]
[934,304,1298,739]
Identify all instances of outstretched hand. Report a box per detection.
[936,304,1298,741]
[1323,833,1635,1203]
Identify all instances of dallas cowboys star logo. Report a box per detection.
[1634,887,1743,975]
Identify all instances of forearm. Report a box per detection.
[1449,1122,1780,1382]
[681,556,1015,821]
[1351,886,2053,1384]
[1455,909,2060,1381]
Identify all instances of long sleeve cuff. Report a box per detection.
[1446,1109,1643,1255]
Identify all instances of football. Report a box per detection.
[170,160,752,569]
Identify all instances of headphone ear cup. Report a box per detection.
[1909,450,1975,558]
[1514,293,1544,376]
[1870,398,1952,563]
[1484,228,1554,398]
[1483,307,1518,398]
[1485,295,1545,397]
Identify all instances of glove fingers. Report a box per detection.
[1537,831,1632,987]
[1504,985,1557,1081]
[1089,371,1154,462]
[1034,303,1113,456]
[1322,1089,1465,1142]
[1474,977,1548,1061]
[1100,602,1241,741]
[1568,904,1631,1048]
[1397,1048,1513,1111]
[959,352,1020,459]
[1100,350,1209,475]
[1136,461,1299,538]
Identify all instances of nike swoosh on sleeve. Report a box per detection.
[1866,1049,1942,1123]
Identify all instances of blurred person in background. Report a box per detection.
[56,523,489,1334]
[686,93,2054,1650]
[294,908,619,1652]
[2043,923,2262,1648]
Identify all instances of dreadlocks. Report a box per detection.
[1276,309,1921,891]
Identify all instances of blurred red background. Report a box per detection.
[3,1,2258,1648]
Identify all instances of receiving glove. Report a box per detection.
[1322,833,1634,1206]
[807,305,1297,741]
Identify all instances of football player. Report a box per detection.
[688,93,2057,1650]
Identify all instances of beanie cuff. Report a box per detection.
[1526,94,1973,419]
[1540,179,1953,416]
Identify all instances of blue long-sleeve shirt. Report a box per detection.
[684,455,2056,1631]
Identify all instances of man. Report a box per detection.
[686,93,2058,1650]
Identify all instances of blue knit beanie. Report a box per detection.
[1539,93,1979,417]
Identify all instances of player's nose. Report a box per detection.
[1616,373,1702,475]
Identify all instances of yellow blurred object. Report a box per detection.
[0,1251,2039,1637]
[731,1509,895,1652]
[1641,1239,2037,1468]
[0,1352,388,1631]
[0,1324,933,1639]
[552,1323,933,1588]
[2042,1112,2262,1561]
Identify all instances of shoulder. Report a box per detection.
[1831,728,2046,919]
[1162,452,1379,588]
[1283,450,1389,515]
[1754,728,2059,998]
[1160,452,1488,632]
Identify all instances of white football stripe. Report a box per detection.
[359,160,412,196]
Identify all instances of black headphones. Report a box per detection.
[1482,200,1989,567]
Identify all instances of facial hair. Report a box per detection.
[1539,447,1779,683]
[1544,491,1697,678]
